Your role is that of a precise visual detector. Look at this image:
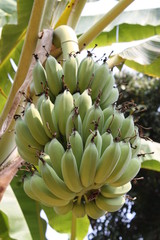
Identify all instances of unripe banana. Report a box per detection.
[61,148,83,193]
[79,142,98,188]
[101,132,113,156]
[105,142,132,184]
[15,117,43,150]
[75,89,92,121]
[54,90,74,136]
[15,135,39,165]
[45,55,63,96]
[82,103,104,143]
[39,157,76,200]
[30,172,69,207]
[44,141,50,155]
[103,111,124,138]
[100,73,115,105]
[69,131,83,170]
[48,138,65,179]
[36,93,47,112]
[72,198,85,218]
[85,200,105,219]
[24,103,50,145]
[23,175,40,201]
[32,58,48,95]
[78,54,95,93]
[103,105,115,123]
[40,96,59,138]
[63,54,78,93]
[100,87,119,110]
[85,130,102,158]
[90,61,110,101]
[73,92,80,102]
[65,107,82,141]
[95,194,125,212]
[54,201,73,215]
[101,182,132,199]
[94,142,121,184]
[120,115,135,141]
[110,157,141,187]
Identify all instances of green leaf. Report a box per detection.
[0,0,33,114]
[106,35,160,77]
[77,1,160,46]
[0,0,17,28]
[140,139,160,172]
[43,206,90,240]
[10,175,47,240]
[0,184,33,240]
[0,210,16,240]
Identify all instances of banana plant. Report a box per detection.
[0,0,160,239]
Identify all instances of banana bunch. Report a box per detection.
[15,48,142,220]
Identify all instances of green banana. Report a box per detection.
[101,182,132,199]
[30,172,69,207]
[75,89,92,121]
[24,103,50,145]
[73,92,80,102]
[32,58,48,95]
[23,175,42,201]
[85,130,102,158]
[82,103,104,143]
[40,96,59,138]
[90,61,110,101]
[120,115,135,141]
[36,93,47,112]
[61,148,83,193]
[100,87,119,110]
[105,142,132,184]
[65,106,82,141]
[45,54,63,96]
[63,54,78,93]
[94,142,121,184]
[15,135,39,165]
[103,105,115,123]
[69,131,83,170]
[15,117,43,150]
[44,141,50,155]
[54,201,73,215]
[103,110,124,138]
[95,194,125,212]
[85,200,105,219]
[101,132,113,156]
[79,142,98,188]
[110,157,141,187]
[100,73,115,105]
[48,137,65,179]
[39,158,76,201]
[54,90,74,136]
[77,54,95,93]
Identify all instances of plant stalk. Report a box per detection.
[78,0,135,50]
[67,0,87,30]
[71,213,77,240]
[0,0,45,130]
[53,25,79,60]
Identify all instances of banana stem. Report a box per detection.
[71,213,77,240]
[78,0,135,50]
[53,25,79,60]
